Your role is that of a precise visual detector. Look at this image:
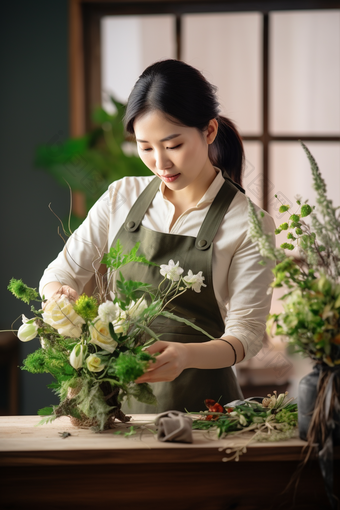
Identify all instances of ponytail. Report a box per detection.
[209,116,244,186]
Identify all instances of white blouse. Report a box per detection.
[39,170,275,362]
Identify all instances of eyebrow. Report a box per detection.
[136,134,181,143]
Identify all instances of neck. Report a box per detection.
[164,163,217,208]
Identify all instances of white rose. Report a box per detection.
[69,343,85,369]
[183,270,207,293]
[160,260,184,281]
[86,353,106,372]
[17,315,38,342]
[42,296,85,338]
[98,301,120,323]
[89,319,117,353]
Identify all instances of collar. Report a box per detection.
[159,167,225,207]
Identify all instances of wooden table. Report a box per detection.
[0,415,339,510]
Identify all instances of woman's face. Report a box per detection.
[134,110,217,196]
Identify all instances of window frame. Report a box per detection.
[69,0,340,209]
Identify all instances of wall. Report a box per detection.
[0,0,69,414]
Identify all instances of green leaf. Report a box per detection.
[101,240,158,271]
[160,311,215,339]
[136,323,161,343]
[131,383,157,406]
[109,322,119,342]
[38,406,54,416]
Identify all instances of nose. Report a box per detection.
[155,150,172,171]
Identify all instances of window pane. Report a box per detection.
[268,142,340,244]
[182,13,262,135]
[270,11,340,135]
[243,141,263,208]
[101,15,176,111]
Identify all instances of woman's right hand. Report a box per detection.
[42,282,79,308]
[52,285,79,302]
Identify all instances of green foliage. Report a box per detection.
[160,310,215,339]
[115,273,153,309]
[130,383,157,406]
[114,351,154,384]
[74,294,98,320]
[38,406,54,416]
[300,204,312,217]
[192,394,298,447]
[248,141,340,366]
[22,347,76,380]
[279,205,290,213]
[76,377,114,430]
[8,278,39,304]
[35,97,151,226]
[280,243,294,250]
[101,240,157,272]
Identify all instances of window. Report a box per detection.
[70,1,339,211]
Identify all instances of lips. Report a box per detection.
[159,173,180,183]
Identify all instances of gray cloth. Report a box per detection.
[155,411,193,443]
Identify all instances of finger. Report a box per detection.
[144,347,173,371]
[55,286,79,301]
[143,340,168,355]
[135,361,174,383]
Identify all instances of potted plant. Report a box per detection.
[248,142,340,509]
[35,98,151,230]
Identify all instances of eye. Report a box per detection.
[167,144,182,150]
[140,147,152,152]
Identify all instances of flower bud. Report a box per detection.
[86,354,106,372]
[69,343,85,370]
[17,315,38,342]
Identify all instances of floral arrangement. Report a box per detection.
[191,391,298,461]
[8,241,210,431]
[248,141,340,508]
[248,142,340,367]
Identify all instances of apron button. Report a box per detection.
[198,239,207,248]
[127,221,135,229]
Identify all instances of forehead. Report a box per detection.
[134,110,192,139]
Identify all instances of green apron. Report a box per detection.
[115,176,244,413]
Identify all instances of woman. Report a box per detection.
[40,59,275,413]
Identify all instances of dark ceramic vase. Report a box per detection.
[298,364,340,444]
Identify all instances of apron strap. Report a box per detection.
[195,178,242,251]
[123,175,243,250]
[124,176,161,232]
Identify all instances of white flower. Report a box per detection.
[69,343,85,369]
[98,301,120,323]
[89,319,117,353]
[127,297,148,319]
[86,354,106,372]
[17,315,38,342]
[239,414,248,426]
[160,260,184,281]
[42,296,85,338]
[183,270,207,293]
[111,318,125,335]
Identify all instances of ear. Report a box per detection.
[206,118,218,145]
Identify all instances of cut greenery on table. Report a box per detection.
[191,391,297,461]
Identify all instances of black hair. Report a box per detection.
[124,59,244,185]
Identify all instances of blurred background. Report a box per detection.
[1,0,339,415]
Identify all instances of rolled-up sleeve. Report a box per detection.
[216,197,276,362]
[39,190,111,297]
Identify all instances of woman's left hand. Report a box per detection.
[135,340,189,383]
